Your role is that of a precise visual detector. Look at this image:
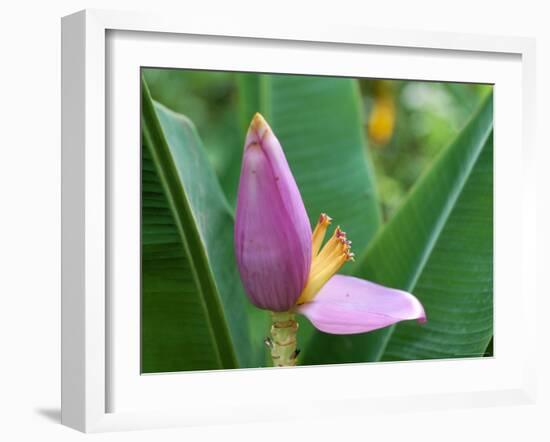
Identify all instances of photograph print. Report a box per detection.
[140,68,493,373]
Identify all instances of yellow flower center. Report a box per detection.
[296,213,354,304]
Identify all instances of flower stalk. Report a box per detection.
[269,311,299,367]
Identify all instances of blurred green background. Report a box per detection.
[143,68,491,219]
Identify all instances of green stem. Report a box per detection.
[269,311,299,367]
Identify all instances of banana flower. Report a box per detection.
[235,113,426,366]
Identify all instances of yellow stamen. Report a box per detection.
[297,215,354,305]
[311,213,332,257]
[312,226,344,269]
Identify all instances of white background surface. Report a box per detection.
[1,1,548,441]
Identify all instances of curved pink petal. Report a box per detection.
[297,275,426,334]
[235,113,312,312]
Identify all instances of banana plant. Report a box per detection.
[141,74,493,372]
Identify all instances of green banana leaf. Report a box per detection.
[302,92,493,364]
[382,132,493,361]
[141,78,262,372]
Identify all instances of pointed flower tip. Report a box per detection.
[251,111,266,126]
[249,112,271,135]
[245,112,272,151]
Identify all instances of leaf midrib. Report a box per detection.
[404,126,493,293]
[362,99,493,361]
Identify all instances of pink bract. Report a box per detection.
[234,114,312,311]
[297,275,426,334]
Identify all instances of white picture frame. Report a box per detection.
[61,9,537,433]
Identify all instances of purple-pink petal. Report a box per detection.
[234,114,312,312]
[297,275,426,334]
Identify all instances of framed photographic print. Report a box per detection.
[61,9,537,433]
